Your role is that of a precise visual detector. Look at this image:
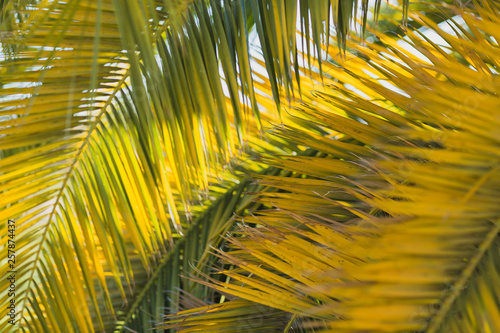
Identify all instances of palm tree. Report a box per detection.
[1,0,499,332]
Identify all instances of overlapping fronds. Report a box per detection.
[117,154,326,332]
[167,2,500,332]
[0,0,414,332]
[0,0,265,331]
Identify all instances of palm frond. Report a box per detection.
[167,1,500,332]
[118,157,320,332]
[164,299,295,332]
[1,0,412,332]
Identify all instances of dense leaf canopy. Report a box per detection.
[1,0,500,332]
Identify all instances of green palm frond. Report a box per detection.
[118,154,322,332]
[0,0,415,332]
[166,1,500,332]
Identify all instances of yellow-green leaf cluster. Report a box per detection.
[168,2,500,332]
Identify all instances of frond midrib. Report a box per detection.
[15,1,195,325]
[426,219,500,333]
[117,148,320,332]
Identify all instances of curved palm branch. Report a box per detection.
[0,0,412,332]
[167,1,500,332]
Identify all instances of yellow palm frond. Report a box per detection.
[167,2,500,332]
[2,1,413,332]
